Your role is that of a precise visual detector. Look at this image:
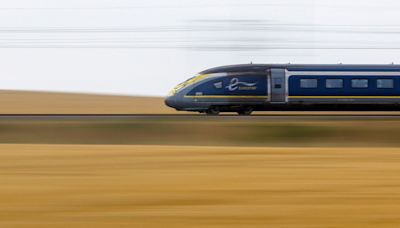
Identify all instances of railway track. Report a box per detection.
[1,113,400,120]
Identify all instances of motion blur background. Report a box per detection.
[2,0,400,96]
[4,1,400,227]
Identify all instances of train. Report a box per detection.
[165,64,400,115]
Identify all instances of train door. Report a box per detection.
[269,68,286,103]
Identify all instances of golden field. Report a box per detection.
[1,144,400,228]
[0,90,175,114]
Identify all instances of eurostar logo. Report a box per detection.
[226,78,258,91]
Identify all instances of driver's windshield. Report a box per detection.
[169,74,209,95]
[177,76,196,88]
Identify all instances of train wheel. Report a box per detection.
[206,107,220,116]
[237,107,253,116]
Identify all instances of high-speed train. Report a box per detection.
[165,64,400,115]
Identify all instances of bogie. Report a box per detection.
[237,107,254,116]
[205,107,220,116]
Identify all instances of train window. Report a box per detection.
[326,79,343,88]
[377,79,394,89]
[300,79,318,88]
[351,79,368,88]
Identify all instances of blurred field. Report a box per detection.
[1,144,400,228]
[0,90,175,114]
[3,91,400,227]
[2,116,400,147]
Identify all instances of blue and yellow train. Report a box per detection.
[165,64,400,115]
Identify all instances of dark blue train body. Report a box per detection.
[165,64,400,115]
[186,74,268,97]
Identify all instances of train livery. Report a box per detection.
[165,64,400,115]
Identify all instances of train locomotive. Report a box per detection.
[165,64,400,115]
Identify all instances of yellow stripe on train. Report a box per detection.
[289,96,400,99]
[184,95,269,99]
[184,95,400,99]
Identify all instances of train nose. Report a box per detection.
[165,96,177,109]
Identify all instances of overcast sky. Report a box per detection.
[1,0,400,96]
